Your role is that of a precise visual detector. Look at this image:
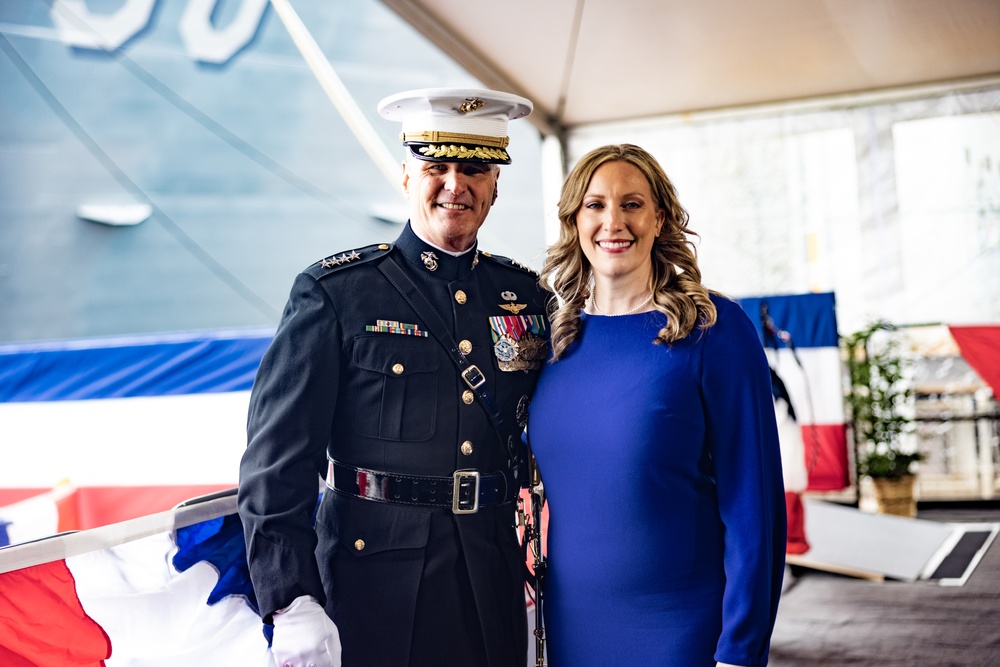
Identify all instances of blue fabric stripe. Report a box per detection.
[736,292,839,349]
[0,329,273,402]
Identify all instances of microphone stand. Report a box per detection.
[760,301,821,473]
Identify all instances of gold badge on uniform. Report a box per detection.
[499,290,527,315]
[488,314,547,371]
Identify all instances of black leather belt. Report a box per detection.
[326,459,514,514]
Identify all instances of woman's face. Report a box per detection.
[575,160,663,284]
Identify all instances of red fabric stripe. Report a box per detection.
[73,485,232,528]
[0,489,47,506]
[785,491,810,555]
[55,492,80,533]
[802,424,850,491]
[0,485,231,529]
[949,325,1000,398]
[0,560,111,667]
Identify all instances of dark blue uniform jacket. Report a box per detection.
[238,223,548,666]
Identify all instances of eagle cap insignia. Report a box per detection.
[458,97,485,114]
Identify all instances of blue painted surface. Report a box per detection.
[0,0,546,343]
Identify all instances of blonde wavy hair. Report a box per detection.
[541,144,718,360]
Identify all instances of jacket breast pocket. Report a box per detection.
[351,335,439,441]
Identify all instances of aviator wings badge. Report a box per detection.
[498,290,526,314]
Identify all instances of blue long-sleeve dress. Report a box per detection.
[528,295,785,666]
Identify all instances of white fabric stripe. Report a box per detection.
[0,488,63,546]
[66,533,274,666]
[0,391,250,487]
[768,347,845,424]
[775,399,808,492]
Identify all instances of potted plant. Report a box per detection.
[843,321,923,517]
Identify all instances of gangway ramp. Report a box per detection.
[786,500,998,585]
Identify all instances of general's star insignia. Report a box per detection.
[321,250,362,269]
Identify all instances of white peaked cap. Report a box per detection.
[378,87,533,164]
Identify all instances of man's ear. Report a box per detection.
[492,168,500,204]
[400,160,410,194]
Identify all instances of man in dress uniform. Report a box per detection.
[237,88,548,667]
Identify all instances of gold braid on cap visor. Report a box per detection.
[416,144,510,161]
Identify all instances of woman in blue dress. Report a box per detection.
[528,144,785,667]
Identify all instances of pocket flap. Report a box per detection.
[353,335,438,375]
[333,494,432,557]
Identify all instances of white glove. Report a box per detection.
[270,595,343,667]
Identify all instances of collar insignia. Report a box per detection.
[421,250,439,271]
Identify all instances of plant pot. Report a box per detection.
[871,475,917,517]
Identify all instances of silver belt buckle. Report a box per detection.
[452,470,480,514]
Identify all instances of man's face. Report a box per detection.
[402,158,499,252]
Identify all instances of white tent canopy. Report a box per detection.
[379,0,1000,134]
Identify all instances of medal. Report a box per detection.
[494,335,518,362]
[489,314,548,371]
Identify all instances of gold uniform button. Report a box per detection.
[461,441,474,456]
[462,390,475,404]
[482,251,491,257]
[455,290,467,305]
[354,539,366,551]
[458,339,472,354]
[392,363,404,375]
[378,244,389,250]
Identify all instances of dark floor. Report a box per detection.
[769,505,1000,666]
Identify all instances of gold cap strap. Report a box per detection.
[400,130,510,149]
